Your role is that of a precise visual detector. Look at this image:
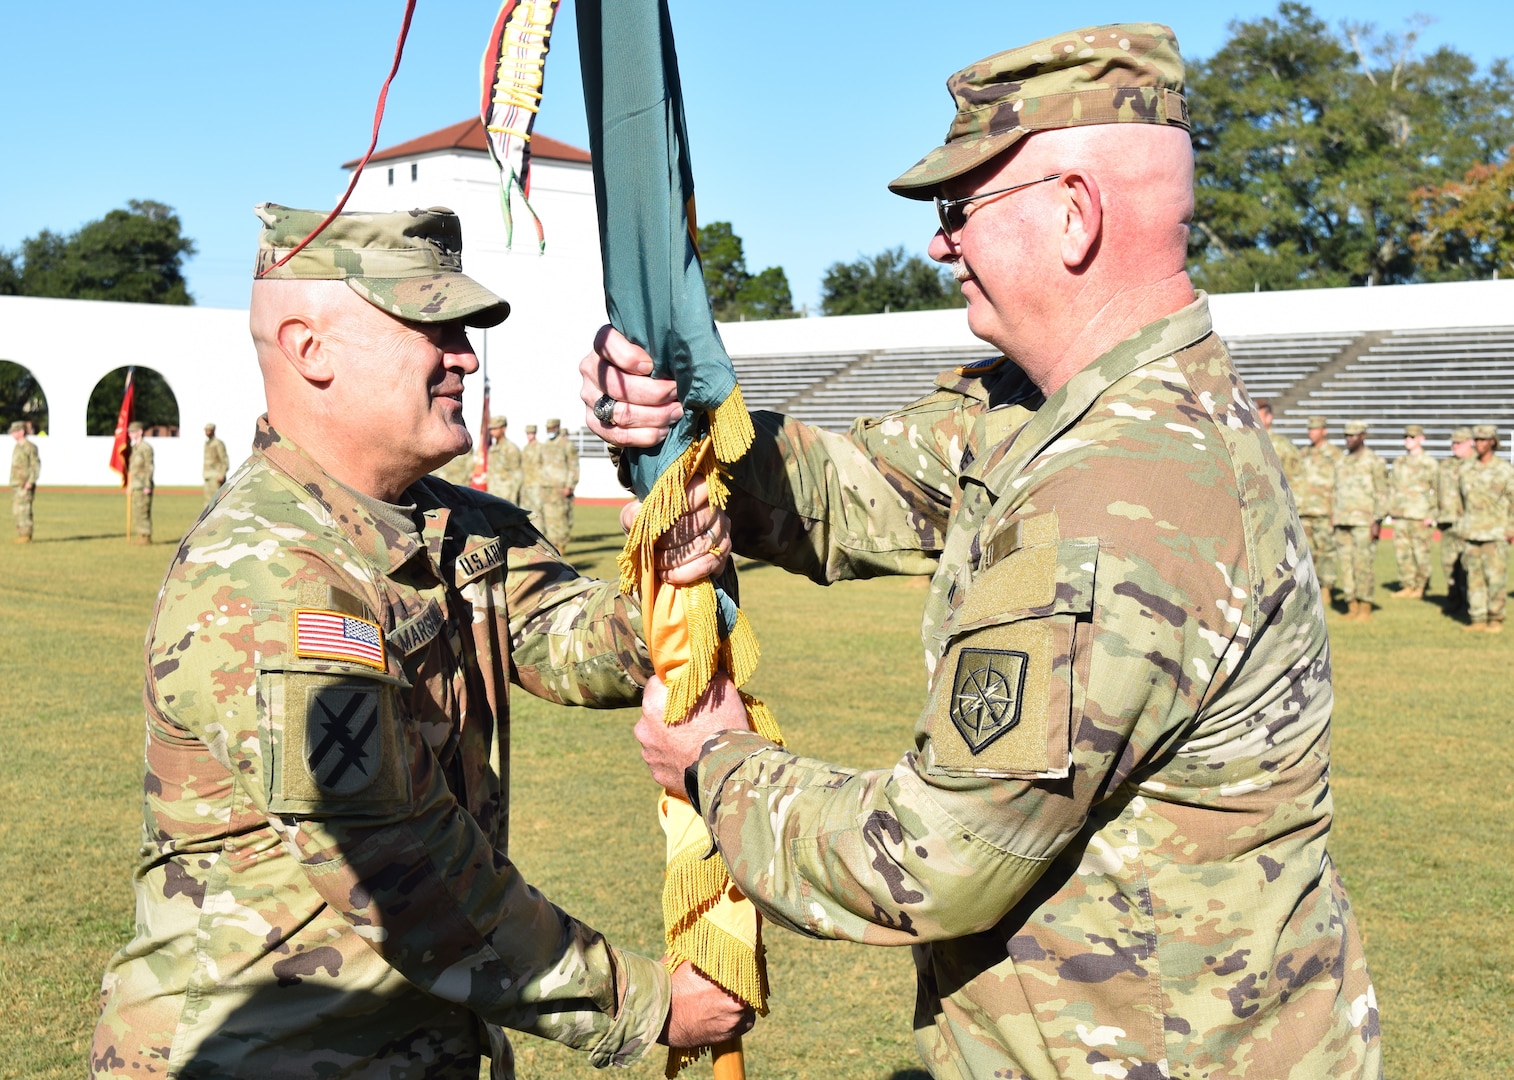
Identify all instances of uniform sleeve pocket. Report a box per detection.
[259,669,413,817]
[922,538,1097,780]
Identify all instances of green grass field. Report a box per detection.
[1,492,1510,1079]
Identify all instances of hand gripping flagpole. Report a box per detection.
[578,2,782,1075]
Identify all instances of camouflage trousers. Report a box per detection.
[204,478,222,505]
[539,492,575,553]
[130,487,153,542]
[1393,519,1433,591]
[1463,539,1508,624]
[1335,525,1377,603]
[13,487,34,538]
[1441,530,1468,611]
[1302,515,1336,592]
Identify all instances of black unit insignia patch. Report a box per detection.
[305,684,383,794]
[949,648,1029,754]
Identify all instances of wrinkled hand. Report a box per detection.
[580,325,682,448]
[661,961,756,1048]
[620,475,732,586]
[635,675,748,793]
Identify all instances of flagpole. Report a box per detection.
[712,1039,745,1080]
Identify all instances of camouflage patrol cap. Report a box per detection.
[253,203,510,327]
[1452,426,1474,441]
[489,415,508,429]
[1474,424,1498,439]
[9,421,26,434]
[1404,424,1424,437]
[1307,416,1328,430]
[546,418,561,429]
[889,24,1190,198]
[525,424,538,433]
[1344,420,1368,435]
[128,421,145,434]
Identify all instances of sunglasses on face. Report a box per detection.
[934,173,1062,236]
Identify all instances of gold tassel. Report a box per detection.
[708,384,754,464]
[667,914,769,1012]
[741,692,784,747]
[661,579,721,725]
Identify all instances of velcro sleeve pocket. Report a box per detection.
[922,538,1097,780]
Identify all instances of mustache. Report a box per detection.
[949,259,972,282]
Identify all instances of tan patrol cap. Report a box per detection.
[1474,424,1498,439]
[128,421,145,434]
[1404,424,1424,437]
[1344,420,1368,435]
[254,203,510,328]
[546,417,561,429]
[890,24,1190,198]
[489,415,507,429]
[1307,416,1328,429]
[1451,426,1474,441]
[525,424,537,434]
[9,421,26,435]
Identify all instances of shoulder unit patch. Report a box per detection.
[949,647,1029,753]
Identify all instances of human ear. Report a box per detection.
[1058,170,1102,269]
[275,315,334,385]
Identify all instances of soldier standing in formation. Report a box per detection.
[594,23,1380,1077]
[1453,425,1514,632]
[202,422,229,505]
[9,420,40,543]
[1257,399,1301,487]
[126,421,154,545]
[536,417,578,551]
[1387,424,1438,598]
[484,414,522,503]
[1333,420,1387,620]
[519,423,542,510]
[1297,415,1343,599]
[433,447,474,486]
[1438,426,1475,615]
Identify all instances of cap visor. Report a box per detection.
[888,129,1028,199]
[347,274,511,328]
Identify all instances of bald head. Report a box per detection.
[928,123,1196,392]
[248,278,479,500]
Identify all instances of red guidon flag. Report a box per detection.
[108,367,136,486]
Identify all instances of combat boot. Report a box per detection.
[1391,585,1415,597]
[1355,601,1372,621]
[15,535,31,544]
[1462,621,1488,632]
[1487,621,1504,634]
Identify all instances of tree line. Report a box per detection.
[4,6,1510,316]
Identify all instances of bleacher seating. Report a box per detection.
[1224,332,1361,402]
[1275,326,1514,457]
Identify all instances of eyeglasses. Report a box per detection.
[934,173,1063,236]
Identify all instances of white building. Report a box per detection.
[4,115,1513,492]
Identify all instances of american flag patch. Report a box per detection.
[293,610,387,670]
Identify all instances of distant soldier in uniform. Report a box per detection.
[432,448,474,486]
[1257,398,1301,487]
[1438,426,1475,614]
[89,203,748,1079]
[596,24,1379,1079]
[1297,415,1343,599]
[536,417,579,551]
[126,420,154,545]
[520,422,542,510]
[202,422,229,504]
[485,414,522,503]
[9,420,40,543]
[1333,420,1387,619]
[1387,424,1437,597]
[1457,424,1514,632]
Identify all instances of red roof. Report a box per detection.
[343,119,590,169]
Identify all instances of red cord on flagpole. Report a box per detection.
[256,0,419,278]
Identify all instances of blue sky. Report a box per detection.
[2,0,1509,312]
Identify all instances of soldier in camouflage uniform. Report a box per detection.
[1387,424,1437,597]
[1437,426,1475,614]
[1455,425,1514,632]
[202,422,229,505]
[126,421,154,545]
[536,417,579,551]
[520,423,542,510]
[9,420,40,542]
[90,204,750,1079]
[1297,415,1343,601]
[485,414,523,503]
[1257,398,1301,488]
[599,25,1380,1080]
[432,448,475,486]
[1333,421,1387,620]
